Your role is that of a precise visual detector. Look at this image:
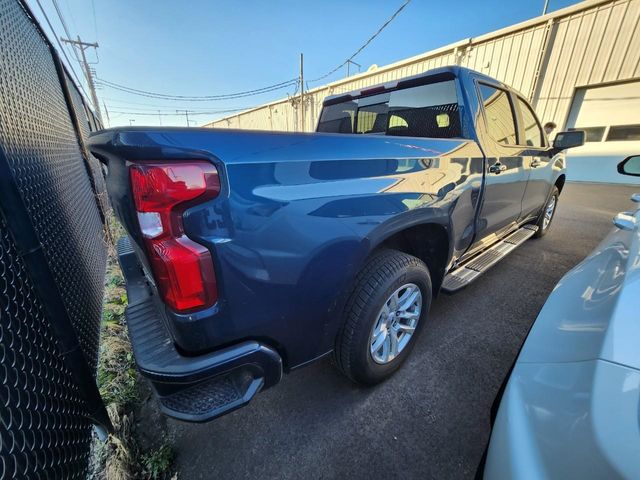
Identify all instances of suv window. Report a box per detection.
[606,124,640,141]
[569,126,606,142]
[317,79,462,138]
[516,97,544,147]
[478,84,517,145]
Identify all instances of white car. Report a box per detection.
[483,155,640,479]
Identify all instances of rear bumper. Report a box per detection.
[117,236,282,422]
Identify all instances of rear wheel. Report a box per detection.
[533,186,559,238]
[334,249,432,385]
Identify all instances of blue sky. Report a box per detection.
[30,0,580,127]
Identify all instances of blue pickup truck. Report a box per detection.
[88,66,583,422]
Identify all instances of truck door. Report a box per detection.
[473,82,529,242]
[514,95,553,219]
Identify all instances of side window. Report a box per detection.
[478,84,517,145]
[516,97,544,147]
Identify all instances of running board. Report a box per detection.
[441,225,538,294]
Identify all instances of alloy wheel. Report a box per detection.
[543,195,557,230]
[369,283,422,364]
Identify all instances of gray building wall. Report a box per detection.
[205,0,640,133]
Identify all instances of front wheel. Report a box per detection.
[533,186,559,238]
[334,249,432,385]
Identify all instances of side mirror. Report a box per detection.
[617,155,640,177]
[553,130,585,151]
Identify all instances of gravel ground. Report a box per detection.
[161,183,639,480]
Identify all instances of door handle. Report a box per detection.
[489,162,507,174]
[531,159,542,168]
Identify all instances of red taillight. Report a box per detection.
[129,161,220,312]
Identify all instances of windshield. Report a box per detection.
[317,79,462,139]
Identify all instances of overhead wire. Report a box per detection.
[91,0,99,42]
[107,107,253,117]
[34,0,408,124]
[32,0,92,101]
[308,0,411,83]
[96,77,298,101]
[50,0,83,66]
[101,98,257,112]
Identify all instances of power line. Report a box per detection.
[62,0,79,38]
[50,0,82,66]
[61,36,102,122]
[53,0,102,116]
[107,107,253,117]
[102,99,256,113]
[91,0,99,42]
[102,96,256,110]
[309,0,411,83]
[32,0,92,101]
[98,79,296,101]
[95,77,298,101]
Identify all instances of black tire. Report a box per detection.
[334,249,432,385]
[533,186,559,238]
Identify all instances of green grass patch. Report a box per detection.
[142,440,175,480]
[91,215,176,480]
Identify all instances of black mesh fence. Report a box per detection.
[64,70,109,214]
[0,0,110,477]
[0,215,94,479]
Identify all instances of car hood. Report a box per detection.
[517,202,640,370]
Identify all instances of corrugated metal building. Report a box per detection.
[205,0,640,141]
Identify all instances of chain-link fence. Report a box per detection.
[0,0,110,477]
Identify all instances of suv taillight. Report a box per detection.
[129,161,220,312]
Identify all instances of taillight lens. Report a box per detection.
[129,161,220,312]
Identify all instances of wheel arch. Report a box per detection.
[374,222,451,296]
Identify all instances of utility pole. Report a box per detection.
[299,53,304,132]
[177,110,190,127]
[102,100,110,128]
[346,59,361,77]
[542,0,550,15]
[61,36,102,123]
[158,110,162,126]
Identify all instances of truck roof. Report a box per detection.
[322,66,502,106]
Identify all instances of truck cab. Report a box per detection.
[317,66,568,261]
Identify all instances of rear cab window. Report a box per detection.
[357,102,388,134]
[316,101,356,133]
[317,78,462,139]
